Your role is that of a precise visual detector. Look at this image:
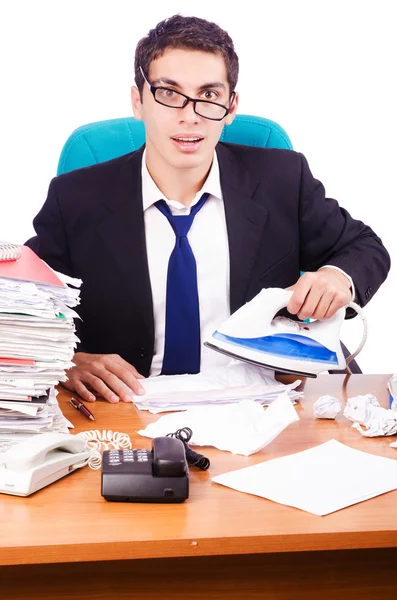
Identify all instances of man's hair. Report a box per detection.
[134,15,239,97]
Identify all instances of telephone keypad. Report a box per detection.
[106,449,150,466]
[108,449,121,466]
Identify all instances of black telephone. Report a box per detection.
[101,436,189,503]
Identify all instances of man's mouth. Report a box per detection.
[170,135,205,150]
[171,136,204,142]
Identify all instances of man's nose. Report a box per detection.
[178,99,200,122]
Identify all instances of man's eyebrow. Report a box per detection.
[197,81,226,91]
[151,77,180,87]
[151,77,226,91]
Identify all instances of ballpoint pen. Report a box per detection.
[70,396,95,421]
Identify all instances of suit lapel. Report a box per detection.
[97,146,154,342]
[217,143,269,313]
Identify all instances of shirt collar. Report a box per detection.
[141,148,222,211]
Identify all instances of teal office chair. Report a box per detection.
[56,114,360,374]
[57,114,293,175]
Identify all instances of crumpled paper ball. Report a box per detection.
[343,394,380,425]
[313,395,342,419]
[344,394,397,437]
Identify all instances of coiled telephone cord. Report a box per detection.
[77,429,132,470]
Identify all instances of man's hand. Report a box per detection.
[286,268,352,320]
[61,353,146,403]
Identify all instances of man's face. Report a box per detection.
[131,48,238,172]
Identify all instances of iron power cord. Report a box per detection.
[166,427,210,471]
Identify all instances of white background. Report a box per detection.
[0,0,395,373]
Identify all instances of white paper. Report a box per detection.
[138,392,299,455]
[212,439,397,516]
[131,361,303,413]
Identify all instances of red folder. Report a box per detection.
[0,246,65,288]
[0,357,36,366]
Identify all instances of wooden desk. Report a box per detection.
[1,374,397,599]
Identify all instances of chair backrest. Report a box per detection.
[57,114,293,175]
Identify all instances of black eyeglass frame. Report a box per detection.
[139,65,236,122]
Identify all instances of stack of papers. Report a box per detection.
[0,246,81,433]
[0,388,72,434]
[0,274,80,400]
[133,361,303,413]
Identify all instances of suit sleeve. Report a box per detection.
[25,178,86,350]
[297,153,390,308]
[25,177,73,277]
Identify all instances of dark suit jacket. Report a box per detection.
[26,143,390,376]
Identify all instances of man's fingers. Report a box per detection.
[79,367,138,404]
[74,381,96,403]
[82,372,120,403]
[297,285,328,320]
[287,272,349,319]
[111,355,146,379]
[89,365,143,401]
[323,290,351,319]
[287,276,312,315]
[67,353,147,404]
[284,268,354,321]
[97,369,137,402]
[102,361,146,397]
[310,291,335,320]
[63,370,96,402]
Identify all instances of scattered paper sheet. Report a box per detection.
[138,392,299,456]
[212,439,397,515]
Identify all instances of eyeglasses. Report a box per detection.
[139,66,235,121]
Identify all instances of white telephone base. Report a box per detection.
[0,432,90,497]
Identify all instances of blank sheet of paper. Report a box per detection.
[212,439,397,515]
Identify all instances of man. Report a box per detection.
[26,15,390,404]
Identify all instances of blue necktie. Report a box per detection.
[155,193,209,375]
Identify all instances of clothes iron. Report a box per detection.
[204,288,367,378]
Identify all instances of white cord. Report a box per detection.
[345,301,368,370]
[77,429,132,470]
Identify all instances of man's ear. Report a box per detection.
[224,91,239,126]
[131,85,143,120]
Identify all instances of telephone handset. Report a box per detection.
[0,432,90,497]
[101,436,189,503]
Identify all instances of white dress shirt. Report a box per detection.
[142,150,231,376]
[141,150,355,376]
